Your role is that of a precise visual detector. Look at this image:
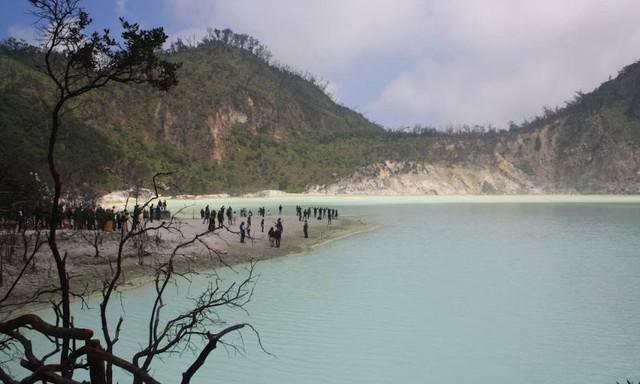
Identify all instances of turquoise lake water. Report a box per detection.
[30,197,640,383]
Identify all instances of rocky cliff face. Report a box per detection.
[503,112,640,194]
[308,111,640,195]
[306,159,541,195]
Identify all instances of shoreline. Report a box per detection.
[99,193,640,212]
[1,214,379,316]
[111,215,379,296]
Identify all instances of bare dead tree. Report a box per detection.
[78,228,104,258]
[0,227,17,286]
[0,1,262,383]
[0,215,48,289]
[28,0,178,372]
[0,224,49,320]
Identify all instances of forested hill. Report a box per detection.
[0,32,385,201]
[1,32,640,203]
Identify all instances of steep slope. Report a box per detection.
[310,62,640,195]
[502,61,640,193]
[0,38,384,197]
[86,40,382,163]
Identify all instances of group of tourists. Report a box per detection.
[203,204,286,246]
[200,203,340,247]
[4,198,344,239]
[266,218,284,247]
[2,199,171,232]
[204,204,275,244]
[201,205,234,231]
[295,205,338,224]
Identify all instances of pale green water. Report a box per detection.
[33,197,640,383]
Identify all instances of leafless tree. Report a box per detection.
[0,1,261,383]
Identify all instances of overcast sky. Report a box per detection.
[2,0,640,129]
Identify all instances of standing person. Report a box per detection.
[203,205,209,225]
[208,216,215,231]
[278,205,283,215]
[132,205,140,231]
[260,218,264,232]
[303,219,309,238]
[239,221,246,243]
[268,226,275,247]
[275,218,283,248]
[217,207,224,229]
[122,210,130,232]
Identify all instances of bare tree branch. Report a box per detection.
[181,323,246,384]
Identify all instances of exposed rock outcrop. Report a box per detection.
[306,159,543,195]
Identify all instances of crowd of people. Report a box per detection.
[201,204,340,247]
[2,200,341,249]
[294,205,338,223]
[1,200,170,232]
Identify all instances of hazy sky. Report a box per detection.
[2,0,640,129]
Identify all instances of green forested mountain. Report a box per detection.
[0,35,385,200]
[1,34,640,204]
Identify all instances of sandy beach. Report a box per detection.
[0,214,377,315]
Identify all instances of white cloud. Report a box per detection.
[166,0,640,128]
[371,0,640,127]
[168,0,429,71]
